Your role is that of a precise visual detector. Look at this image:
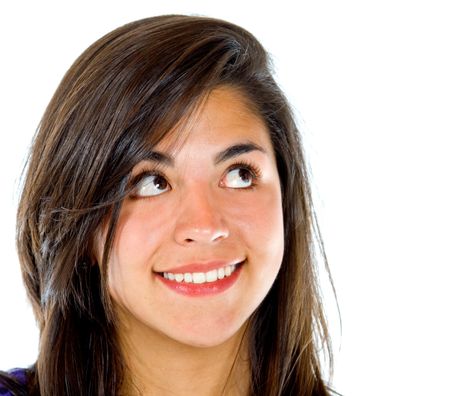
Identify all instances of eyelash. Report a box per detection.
[128,160,262,197]
[128,170,168,198]
[225,160,262,189]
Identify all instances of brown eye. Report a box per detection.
[135,174,171,197]
[223,167,253,188]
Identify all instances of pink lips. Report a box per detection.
[156,260,245,297]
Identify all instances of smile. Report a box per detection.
[156,260,245,297]
[162,263,237,284]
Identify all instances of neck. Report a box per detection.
[117,313,251,396]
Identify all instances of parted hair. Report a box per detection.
[0,15,338,396]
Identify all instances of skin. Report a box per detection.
[95,86,284,395]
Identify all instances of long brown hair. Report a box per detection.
[2,15,339,395]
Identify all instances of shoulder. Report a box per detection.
[0,368,28,395]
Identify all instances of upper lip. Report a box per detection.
[157,259,245,274]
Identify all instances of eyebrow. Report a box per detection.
[213,142,267,164]
[142,151,173,166]
[142,142,267,167]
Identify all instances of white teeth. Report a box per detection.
[206,269,218,282]
[162,263,239,284]
[192,272,206,284]
[174,274,184,283]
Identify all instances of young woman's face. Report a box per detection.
[97,87,284,348]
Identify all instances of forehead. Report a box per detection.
[154,86,273,154]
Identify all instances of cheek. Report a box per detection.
[227,185,284,262]
[224,185,284,315]
[106,201,174,296]
[112,200,171,264]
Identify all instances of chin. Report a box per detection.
[170,319,248,349]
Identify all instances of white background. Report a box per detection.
[1,1,449,395]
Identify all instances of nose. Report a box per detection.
[174,187,229,245]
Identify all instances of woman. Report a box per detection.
[0,15,338,395]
